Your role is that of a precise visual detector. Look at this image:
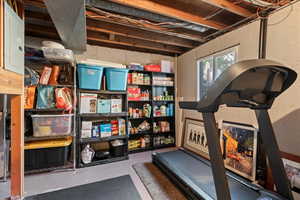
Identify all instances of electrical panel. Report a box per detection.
[4,1,24,75]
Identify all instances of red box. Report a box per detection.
[127,73,132,84]
[128,87,141,101]
[144,64,161,72]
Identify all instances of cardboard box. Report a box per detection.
[80,93,97,113]
[82,121,92,130]
[81,130,92,138]
[100,124,112,138]
[161,60,174,73]
[111,99,122,113]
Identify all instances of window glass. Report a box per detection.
[198,47,237,100]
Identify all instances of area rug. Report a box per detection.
[25,175,142,200]
[133,162,187,200]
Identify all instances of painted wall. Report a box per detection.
[177,2,300,156]
[176,20,261,146]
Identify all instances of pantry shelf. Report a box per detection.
[24,135,72,142]
[25,108,66,112]
[79,135,128,144]
[127,69,176,154]
[128,84,151,87]
[79,112,128,118]
[129,147,152,154]
[128,117,151,120]
[152,85,174,88]
[78,89,127,95]
[78,155,129,168]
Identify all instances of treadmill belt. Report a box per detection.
[154,150,260,200]
[25,175,142,200]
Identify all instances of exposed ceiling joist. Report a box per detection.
[85,9,207,42]
[199,0,254,17]
[25,10,199,48]
[26,24,185,55]
[107,0,227,30]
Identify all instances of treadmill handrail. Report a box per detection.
[179,59,297,112]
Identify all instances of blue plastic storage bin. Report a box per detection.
[77,64,104,90]
[105,68,129,91]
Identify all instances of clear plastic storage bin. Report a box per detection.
[32,114,73,137]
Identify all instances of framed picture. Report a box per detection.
[282,155,300,194]
[220,121,258,181]
[183,118,209,159]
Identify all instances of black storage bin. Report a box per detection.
[25,142,70,171]
[110,144,126,157]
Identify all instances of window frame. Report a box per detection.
[197,46,238,100]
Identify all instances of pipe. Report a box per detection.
[259,17,268,59]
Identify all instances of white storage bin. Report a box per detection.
[42,47,74,63]
[32,114,73,137]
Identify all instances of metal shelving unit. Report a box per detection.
[24,54,77,173]
[127,70,176,153]
[76,88,129,168]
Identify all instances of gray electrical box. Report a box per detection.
[4,1,24,75]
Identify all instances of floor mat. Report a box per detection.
[133,162,187,200]
[25,175,142,200]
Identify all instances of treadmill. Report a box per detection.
[152,59,297,200]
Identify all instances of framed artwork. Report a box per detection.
[220,121,258,181]
[183,118,209,159]
[282,156,300,194]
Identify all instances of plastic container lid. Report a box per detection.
[25,136,73,150]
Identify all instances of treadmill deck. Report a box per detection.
[153,150,283,200]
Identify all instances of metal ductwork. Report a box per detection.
[44,0,87,52]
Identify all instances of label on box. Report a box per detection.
[80,93,97,113]
[100,124,112,138]
[82,121,92,130]
[111,99,122,113]
[81,130,92,138]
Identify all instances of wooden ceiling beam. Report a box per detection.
[25,24,186,54]
[87,19,199,48]
[199,0,254,17]
[25,10,199,48]
[107,0,226,30]
[85,10,207,42]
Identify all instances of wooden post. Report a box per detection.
[10,95,24,199]
[0,0,4,69]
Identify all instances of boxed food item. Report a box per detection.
[92,126,100,137]
[80,93,97,113]
[97,99,111,113]
[32,114,73,137]
[144,64,161,72]
[82,121,92,130]
[100,123,112,138]
[118,119,126,136]
[161,60,174,73]
[111,120,119,136]
[128,87,141,101]
[111,98,122,113]
[81,130,92,138]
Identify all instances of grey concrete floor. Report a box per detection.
[0,148,176,199]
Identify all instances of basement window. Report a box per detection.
[197,46,238,100]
